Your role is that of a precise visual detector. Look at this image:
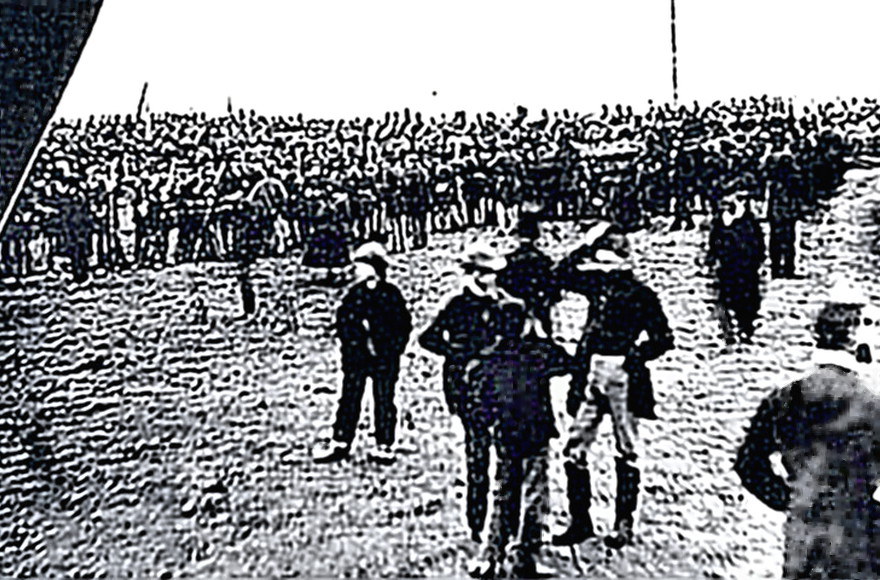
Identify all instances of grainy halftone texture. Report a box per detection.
[2,161,880,576]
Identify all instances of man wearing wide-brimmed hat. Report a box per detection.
[553,221,674,550]
[420,240,527,545]
[313,241,412,465]
[735,278,880,579]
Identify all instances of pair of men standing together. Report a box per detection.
[420,220,674,576]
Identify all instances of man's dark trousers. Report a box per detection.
[333,357,400,446]
[446,363,491,542]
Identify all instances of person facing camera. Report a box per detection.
[312,242,412,465]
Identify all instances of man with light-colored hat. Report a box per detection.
[553,221,674,550]
[735,277,880,579]
[420,240,527,545]
[313,241,412,465]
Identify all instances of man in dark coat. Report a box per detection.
[60,190,94,283]
[313,242,413,465]
[553,222,674,550]
[707,189,766,344]
[765,152,803,279]
[469,316,574,578]
[419,242,526,543]
[735,283,880,579]
[496,212,559,334]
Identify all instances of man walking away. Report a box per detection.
[469,316,574,578]
[707,188,765,345]
[313,242,412,465]
[419,242,526,543]
[735,281,880,579]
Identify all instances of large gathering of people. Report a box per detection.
[0,96,865,285]
[5,95,880,578]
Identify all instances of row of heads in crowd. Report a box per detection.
[49,96,880,131]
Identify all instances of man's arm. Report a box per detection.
[734,388,792,512]
[418,296,460,359]
[542,339,575,377]
[705,222,720,269]
[631,288,674,362]
[335,289,366,348]
[387,285,413,352]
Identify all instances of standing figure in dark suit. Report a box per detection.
[468,315,574,578]
[496,213,559,334]
[735,284,880,579]
[313,242,413,465]
[766,152,803,279]
[707,189,766,344]
[61,191,94,284]
[419,242,526,543]
[553,222,674,550]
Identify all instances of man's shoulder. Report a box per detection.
[343,281,372,300]
[798,366,870,402]
[442,288,484,308]
[376,279,405,297]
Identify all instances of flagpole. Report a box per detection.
[670,0,679,105]
[136,81,149,120]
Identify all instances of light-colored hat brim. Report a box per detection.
[467,255,507,272]
[351,241,389,263]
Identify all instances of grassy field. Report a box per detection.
[3,167,880,577]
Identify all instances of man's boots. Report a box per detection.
[604,458,640,550]
[551,462,595,546]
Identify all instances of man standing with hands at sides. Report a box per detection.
[707,186,766,345]
[312,242,412,465]
[735,281,880,579]
[553,222,674,550]
[420,242,526,544]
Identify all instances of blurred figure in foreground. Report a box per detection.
[735,281,880,579]
[313,242,412,465]
[468,315,573,578]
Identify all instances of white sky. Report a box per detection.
[55,0,880,119]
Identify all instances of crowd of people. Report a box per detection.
[0,95,874,577]
[0,96,866,281]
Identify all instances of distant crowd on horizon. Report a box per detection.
[0,95,866,280]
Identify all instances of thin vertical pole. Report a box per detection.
[670,0,679,104]
[137,81,149,119]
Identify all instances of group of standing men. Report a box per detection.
[304,182,880,579]
[313,213,674,577]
